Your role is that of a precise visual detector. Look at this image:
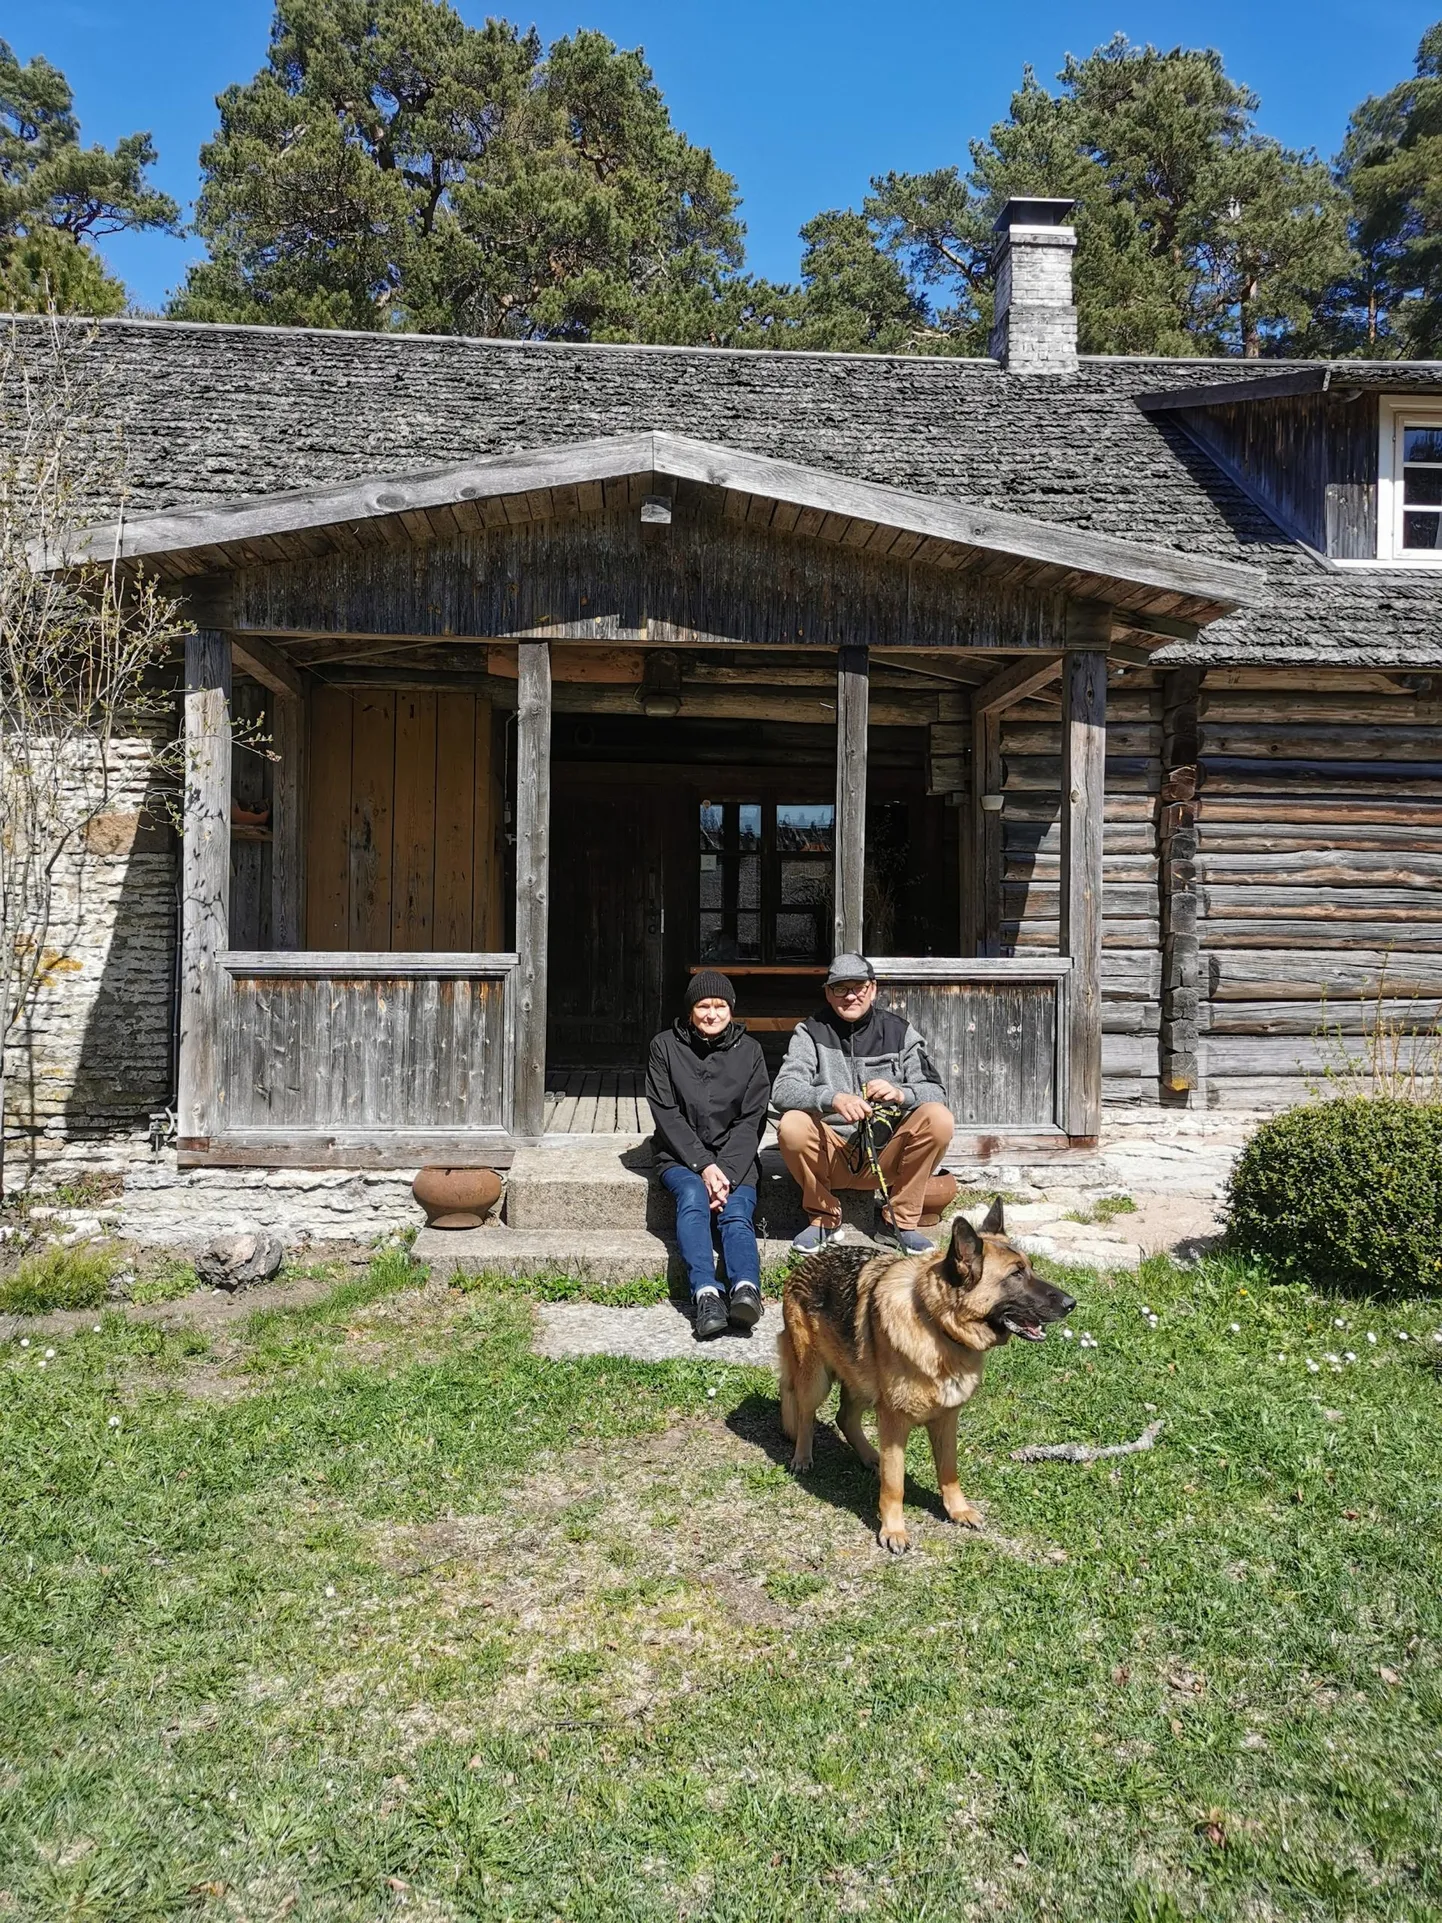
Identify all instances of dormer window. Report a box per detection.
[1380,399,1442,562]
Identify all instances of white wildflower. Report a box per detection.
[1306,1359,1321,1373]
[92,1324,102,1334]
[324,1585,336,1599]
[44,1348,55,1359]
[19,1338,29,1349]
[1333,1318,1348,1330]
[1397,1331,1410,1342]
[1229,1322,1241,1333]
[1323,1353,1339,1365]
[36,1359,46,1369]
[1061,1328,1074,1340]
[1345,1351,1357,1362]
[107,1415,121,1428]
[1366,1332,1378,1345]
[1278,1353,1287,1362]
[706,1387,717,1399]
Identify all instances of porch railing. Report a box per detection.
[193,952,518,1166]
[871,957,1073,1139]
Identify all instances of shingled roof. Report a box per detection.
[13,314,1442,666]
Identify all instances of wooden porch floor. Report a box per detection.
[544,1070,653,1135]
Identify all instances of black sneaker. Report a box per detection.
[728,1281,763,1328]
[876,1220,934,1254]
[694,1291,728,1340]
[789,1224,837,1255]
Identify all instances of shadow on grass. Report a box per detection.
[723,1389,952,1534]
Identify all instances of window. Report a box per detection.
[698,800,833,964]
[1379,400,1442,562]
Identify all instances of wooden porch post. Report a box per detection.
[1060,622,1107,1140]
[269,688,307,949]
[834,644,869,953]
[178,629,232,1147]
[970,708,1003,955]
[514,641,552,1138]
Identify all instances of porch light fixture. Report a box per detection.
[641,493,673,525]
[638,648,683,717]
[979,793,1005,812]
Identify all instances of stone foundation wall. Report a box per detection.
[3,728,176,1175]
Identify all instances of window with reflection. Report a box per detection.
[699,800,834,963]
[1402,424,1442,551]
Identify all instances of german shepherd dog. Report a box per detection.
[779,1200,1076,1552]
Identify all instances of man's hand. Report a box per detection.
[701,1163,730,1211]
[832,1090,873,1124]
[863,1078,904,1105]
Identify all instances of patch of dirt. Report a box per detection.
[354,1413,1063,1741]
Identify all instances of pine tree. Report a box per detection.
[0,41,179,315]
[1320,24,1442,357]
[172,0,746,340]
[790,36,1348,358]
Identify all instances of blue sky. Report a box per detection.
[8,0,1439,314]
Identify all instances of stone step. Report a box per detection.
[503,1143,879,1237]
[415,1219,903,1288]
[416,1224,790,1287]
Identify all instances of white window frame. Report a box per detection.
[1378,397,1442,565]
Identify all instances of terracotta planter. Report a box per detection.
[412,1165,503,1230]
[918,1172,959,1227]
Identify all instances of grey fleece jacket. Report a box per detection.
[770,1003,948,1144]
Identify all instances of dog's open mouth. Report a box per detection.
[997,1310,1048,1342]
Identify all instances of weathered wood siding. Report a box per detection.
[997,680,1163,1104]
[305,687,504,950]
[1194,674,1442,1108]
[218,962,512,1132]
[1174,393,1378,559]
[874,967,1067,1131]
[233,500,1069,655]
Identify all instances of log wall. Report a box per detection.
[1193,674,1442,1108]
[998,676,1163,1105]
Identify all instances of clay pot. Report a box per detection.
[918,1172,959,1227]
[412,1165,503,1229]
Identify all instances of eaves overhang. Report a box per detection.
[57,429,1263,620]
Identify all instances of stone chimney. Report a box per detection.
[989,197,1078,374]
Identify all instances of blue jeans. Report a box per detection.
[660,1166,760,1300]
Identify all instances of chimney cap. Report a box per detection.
[993,196,1076,235]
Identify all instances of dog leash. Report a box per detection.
[845,1101,905,1211]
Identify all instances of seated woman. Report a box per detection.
[645,969,771,1341]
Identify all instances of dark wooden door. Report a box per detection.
[547,776,668,1066]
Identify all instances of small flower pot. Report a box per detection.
[919,1173,959,1227]
[412,1165,503,1230]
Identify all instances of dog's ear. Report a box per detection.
[945,1212,985,1287]
[980,1195,1006,1236]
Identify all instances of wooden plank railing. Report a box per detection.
[870,957,1073,1137]
[191,951,518,1167]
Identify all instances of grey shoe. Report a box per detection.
[789,1224,837,1255]
[728,1281,763,1328]
[877,1222,934,1254]
[694,1290,728,1340]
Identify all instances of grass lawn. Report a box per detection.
[2,1247,1440,1921]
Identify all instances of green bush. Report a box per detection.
[0,1242,116,1314]
[1226,1097,1442,1295]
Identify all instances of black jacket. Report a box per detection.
[646,1018,771,1189]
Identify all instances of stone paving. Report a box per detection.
[535,1298,782,1365]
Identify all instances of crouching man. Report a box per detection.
[773,953,954,1255]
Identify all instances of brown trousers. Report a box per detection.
[776,1103,955,1230]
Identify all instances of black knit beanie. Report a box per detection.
[686,969,736,1011]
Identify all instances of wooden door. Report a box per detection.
[547,776,668,1066]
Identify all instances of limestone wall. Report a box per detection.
[4,725,176,1174]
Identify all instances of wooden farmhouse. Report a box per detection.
[11,198,1442,1184]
